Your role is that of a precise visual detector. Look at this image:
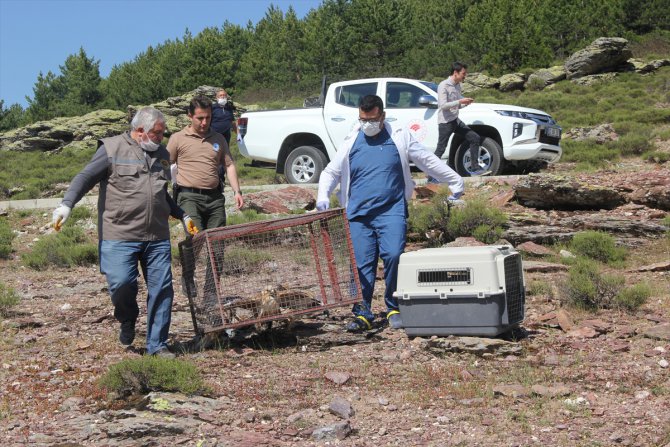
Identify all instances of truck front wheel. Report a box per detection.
[454,137,504,176]
[284,146,327,184]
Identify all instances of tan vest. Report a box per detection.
[97,133,172,241]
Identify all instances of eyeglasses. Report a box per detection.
[358,115,383,124]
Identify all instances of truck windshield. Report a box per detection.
[420,81,438,93]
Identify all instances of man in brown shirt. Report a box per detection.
[167,95,244,231]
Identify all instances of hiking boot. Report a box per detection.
[345,316,372,333]
[387,310,403,330]
[153,347,176,359]
[119,320,136,346]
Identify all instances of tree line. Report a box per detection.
[1,0,667,132]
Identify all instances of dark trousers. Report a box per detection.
[178,191,227,302]
[434,119,481,164]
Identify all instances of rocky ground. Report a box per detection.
[0,161,669,447]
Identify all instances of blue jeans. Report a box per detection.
[348,214,406,322]
[100,240,173,354]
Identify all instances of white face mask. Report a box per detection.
[140,134,160,152]
[361,120,382,137]
[217,98,228,106]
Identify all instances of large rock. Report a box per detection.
[625,58,670,74]
[0,109,127,151]
[623,170,670,210]
[565,37,632,79]
[571,72,618,86]
[526,66,567,90]
[1,86,249,152]
[127,85,222,134]
[563,123,619,143]
[240,186,316,214]
[498,73,526,92]
[127,85,248,135]
[514,173,626,210]
[462,72,500,92]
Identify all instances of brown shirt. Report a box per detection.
[167,126,234,189]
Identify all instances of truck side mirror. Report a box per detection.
[418,95,438,109]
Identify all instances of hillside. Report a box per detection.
[0,35,669,447]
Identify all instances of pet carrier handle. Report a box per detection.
[394,291,495,300]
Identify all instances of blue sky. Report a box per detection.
[0,0,323,107]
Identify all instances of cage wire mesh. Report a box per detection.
[179,208,362,334]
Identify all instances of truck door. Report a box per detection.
[323,81,378,149]
[383,81,438,150]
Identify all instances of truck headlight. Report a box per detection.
[513,122,523,138]
[495,110,528,119]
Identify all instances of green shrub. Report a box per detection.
[446,199,507,244]
[607,133,653,156]
[0,145,97,200]
[226,209,268,226]
[664,215,670,238]
[0,281,20,317]
[409,195,507,245]
[99,356,205,397]
[0,218,14,259]
[526,76,546,91]
[14,209,34,218]
[614,283,651,311]
[643,151,670,164]
[407,190,453,246]
[222,247,273,274]
[526,279,553,297]
[69,206,93,223]
[21,226,97,270]
[561,140,620,167]
[563,257,625,310]
[569,231,627,265]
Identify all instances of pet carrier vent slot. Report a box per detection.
[504,254,525,324]
[417,268,471,286]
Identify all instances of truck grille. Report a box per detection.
[504,254,525,324]
[539,129,561,146]
[417,268,471,286]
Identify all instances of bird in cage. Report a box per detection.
[256,285,281,318]
[276,288,321,310]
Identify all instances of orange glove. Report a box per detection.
[52,204,71,232]
[182,215,199,236]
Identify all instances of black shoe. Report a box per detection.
[119,320,136,346]
[345,316,372,333]
[153,347,176,359]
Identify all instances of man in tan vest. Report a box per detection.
[51,107,197,358]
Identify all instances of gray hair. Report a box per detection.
[131,107,165,131]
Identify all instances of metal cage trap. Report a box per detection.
[178,208,362,334]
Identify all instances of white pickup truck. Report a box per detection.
[237,77,562,184]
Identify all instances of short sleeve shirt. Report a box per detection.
[166,127,234,189]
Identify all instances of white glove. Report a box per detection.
[170,163,178,185]
[52,204,71,231]
[316,200,330,211]
[182,215,199,236]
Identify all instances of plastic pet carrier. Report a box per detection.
[178,209,362,334]
[394,245,525,337]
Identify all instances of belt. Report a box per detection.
[177,185,221,195]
